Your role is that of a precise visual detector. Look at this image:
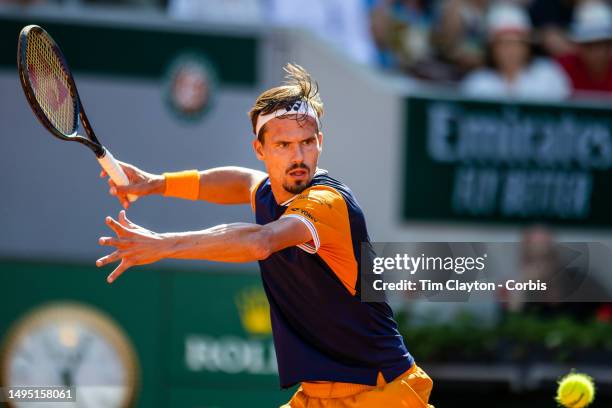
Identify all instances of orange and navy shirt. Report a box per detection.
[251,169,413,388]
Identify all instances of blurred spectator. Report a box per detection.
[528,0,578,57]
[168,0,377,65]
[461,2,570,99]
[508,226,611,321]
[267,0,378,65]
[168,0,263,25]
[0,0,46,4]
[556,1,612,96]
[86,0,161,7]
[431,0,489,78]
[370,0,435,75]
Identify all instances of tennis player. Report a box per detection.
[98,64,434,407]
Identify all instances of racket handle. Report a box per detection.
[97,148,138,202]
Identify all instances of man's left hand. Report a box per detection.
[97,210,166,283]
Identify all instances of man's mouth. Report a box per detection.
[288,169,308,178]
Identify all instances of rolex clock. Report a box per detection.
[1,302,139,408]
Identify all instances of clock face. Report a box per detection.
[1,303,139,408]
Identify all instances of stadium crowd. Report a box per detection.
[4,0,612,101]
[370,0,612,100]
[171,0,612,101]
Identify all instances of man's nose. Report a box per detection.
[291,143,305,161]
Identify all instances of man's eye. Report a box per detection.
[302,139,313,145]
[277,142,288,148]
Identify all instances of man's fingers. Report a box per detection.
[118,210,130,227]
[108,184,143,208]
[114,183,147,196]
[98,236,133,248]
[108,186,131,209]
[96,251,121,267]
[98,236,116,246]
[105,216,130,237]
[118,210,137,228]
[107,260,131,284]
[110,191,130,209]
[107,180,140,205]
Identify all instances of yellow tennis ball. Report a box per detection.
[556,372,595,408]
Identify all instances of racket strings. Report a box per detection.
[26,32,77,135]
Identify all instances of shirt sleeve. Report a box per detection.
[283,186,358,295]
[281,185,360,294]
[280,186,344,253]
[250,177,267,213]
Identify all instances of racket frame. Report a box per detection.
[17,25,106,158]
[17,25,136,202]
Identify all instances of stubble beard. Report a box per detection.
[283,179,310,195]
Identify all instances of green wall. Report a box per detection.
[1,15,258,85]
[0,260,295,408]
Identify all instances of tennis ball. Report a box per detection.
[556,372,595,408]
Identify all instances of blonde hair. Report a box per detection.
[248,63,323,142]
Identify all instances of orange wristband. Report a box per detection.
[163,170,200,200]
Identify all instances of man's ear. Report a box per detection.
[253,138,265,161]
[317,131,324,152]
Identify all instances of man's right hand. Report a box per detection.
[100,161,165,209]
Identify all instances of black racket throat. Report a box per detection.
[51,128,105,157]
[72,132,106,157]
[77,105,105,157]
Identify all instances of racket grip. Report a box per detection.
[97,148,138,202]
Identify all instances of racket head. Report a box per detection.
[17,25,103,155]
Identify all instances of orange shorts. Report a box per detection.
[281,364,434,408]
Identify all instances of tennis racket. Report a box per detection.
[17,24,136,202]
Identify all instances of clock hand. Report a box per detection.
[61,368,72,387]
[59,333,95,391]
[40,332,75,386]
[47,331,93,388]
[69,334,94,371]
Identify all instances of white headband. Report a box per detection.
[255,99,321,136]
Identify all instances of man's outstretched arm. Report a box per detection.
[101,161,266,208]
[194,166,267,204]
[96,210,310,284]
